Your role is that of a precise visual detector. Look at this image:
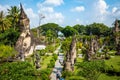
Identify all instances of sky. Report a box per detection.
[0,0,120,28]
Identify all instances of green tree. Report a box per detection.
[0,11,11,33]
[39,23,62,37]
[7,6,20,30]
[73,24,86,34]
[46,30,55,44]
[86,23,109,37]
[0,28,20,45]
[62,26,78,37]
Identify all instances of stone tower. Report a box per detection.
[15,4,35,60]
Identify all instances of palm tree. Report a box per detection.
[7,6,20,30]
[0,11,11,32]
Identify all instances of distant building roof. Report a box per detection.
[35,45,46,50]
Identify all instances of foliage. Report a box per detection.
[61,37,72,52]
[39,23,62,37]
[46,30,55,44]
[75,60,105,80]
[39,69,51,80]
[7,6,20,30]
[0,28,20,45]
[0,62,37,80]
[86,23,110,37]
[62,26,78,37]
[73,24,86,34]
[53,53,58,61]
[0,45,18,61]
[47,58,55,68]
[46,45,55,53]
[38,49,46,56]
[62,71,73,78]
[0,11,11,33]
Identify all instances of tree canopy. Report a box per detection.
[62,26,78,37]
[39,23,63,37]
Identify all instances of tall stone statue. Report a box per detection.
[114,19,120,55]
[15,3,35,60]
[64,36,77,71]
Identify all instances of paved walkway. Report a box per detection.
[50,53,64,80]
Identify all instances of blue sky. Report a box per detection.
[0,0,120,28]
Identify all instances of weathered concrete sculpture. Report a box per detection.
[64,36,77,71]
[114,19,120,55]
[87,37,99,61]
[15,4,35,60]
[35,53,40,69]
[70,36,77,66]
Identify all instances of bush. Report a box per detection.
[46,45,55,53]
[53,53,57,61]
[76,60,105,80]
[47,59,55,68]
[0,62,36,80]
[62,71,73,78]
[0,45,18,61]
[0,28,20,45]
[39,69,51,80]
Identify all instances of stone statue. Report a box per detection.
[64,35,77,71]
[15,3,35,60]
[113,19,120,55]
[35,53,40,69]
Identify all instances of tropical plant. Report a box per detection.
[0,11,11,32]
[7,6,20,30]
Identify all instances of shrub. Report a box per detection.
[39,69,51,80]
[47,59,55,68]
[62,71,73,78]
[53,53,57,61]
[76,60,105,80]
[0,45,18,61]
[0,62,36,80]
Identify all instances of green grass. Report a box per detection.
[41,55,53,69]
[66,76,86,80]
[97,73,120,80]
[105,56,120,71]
[97,56,120,80]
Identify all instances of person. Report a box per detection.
[60,78,65,80]
[56,70,61,80]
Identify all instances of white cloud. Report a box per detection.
[112,7,118,13]
[44,12,64,24]
[111,7,120,18]
[91,0,109,22]
[95,0,109,15]
[37,1,64,25]
[43,0,64,6]
[39,7,54,13]
[26,8,38,18]
[0,4,10,14]
[24,8,39,28]
[71,6,85,12]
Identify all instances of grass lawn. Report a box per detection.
[105,56,120,71]
[97,56,120,80]
[41,55,53,69]
[97,73,120,80]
